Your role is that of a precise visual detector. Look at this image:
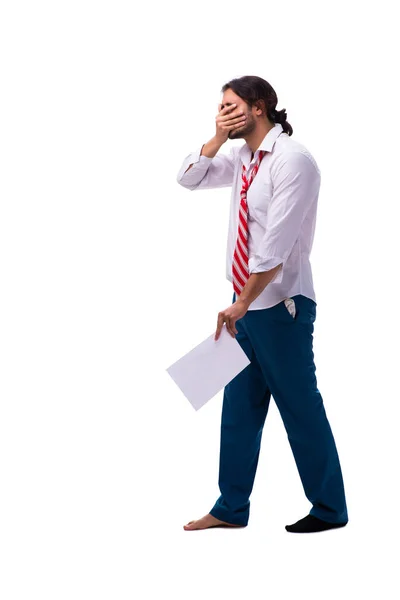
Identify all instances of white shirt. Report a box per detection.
[176,123,321,310]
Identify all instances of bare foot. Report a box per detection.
[183,513,245,531]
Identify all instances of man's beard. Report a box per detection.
[228,117,254,139]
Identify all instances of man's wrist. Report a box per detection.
[235,296,251,311]
[201,137,223,158]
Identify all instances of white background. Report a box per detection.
[1,1,399,598]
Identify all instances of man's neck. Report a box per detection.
[246,122,275,155]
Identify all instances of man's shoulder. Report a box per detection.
[272,135,320,174]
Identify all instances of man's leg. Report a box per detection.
[184,293,271,530]
[243,295,348,527]
[208,315,272,526]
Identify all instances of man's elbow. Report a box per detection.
[176,174,199,191]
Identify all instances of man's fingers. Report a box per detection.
[222,104,237,113]
[215,313,239,340]
[218,103,236,113]
[225,319,231,336]
[226,318,236,338]
[230,318,238,337]
[215,313,224,340]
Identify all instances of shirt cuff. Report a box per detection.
[176,146,213,182]
[189,145,213,165]
[248,256,284,284]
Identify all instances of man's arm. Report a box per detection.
[247,151,321,286]
[236,152,320,308]
[214,264,283,340]
[176,138,237,190]
[184,137,224,174]
[236,265,283,309]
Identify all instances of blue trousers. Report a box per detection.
[209,293,348,526]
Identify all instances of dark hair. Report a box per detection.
[221,75,293,136]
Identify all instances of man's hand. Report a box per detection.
[215,299,249,341]
[215,103,247,145]
[214,268,283,341]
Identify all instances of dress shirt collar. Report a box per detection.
[238,122,284,164]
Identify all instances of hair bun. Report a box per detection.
[275,108,287,123]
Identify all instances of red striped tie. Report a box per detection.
[232,150,266,297]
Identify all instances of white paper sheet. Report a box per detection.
[166,325,251,410]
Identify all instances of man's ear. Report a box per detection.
[254,99,265,116]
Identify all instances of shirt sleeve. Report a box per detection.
[248,151,321,285]
[176,144,237,190]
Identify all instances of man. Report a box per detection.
[176,75,348,533]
